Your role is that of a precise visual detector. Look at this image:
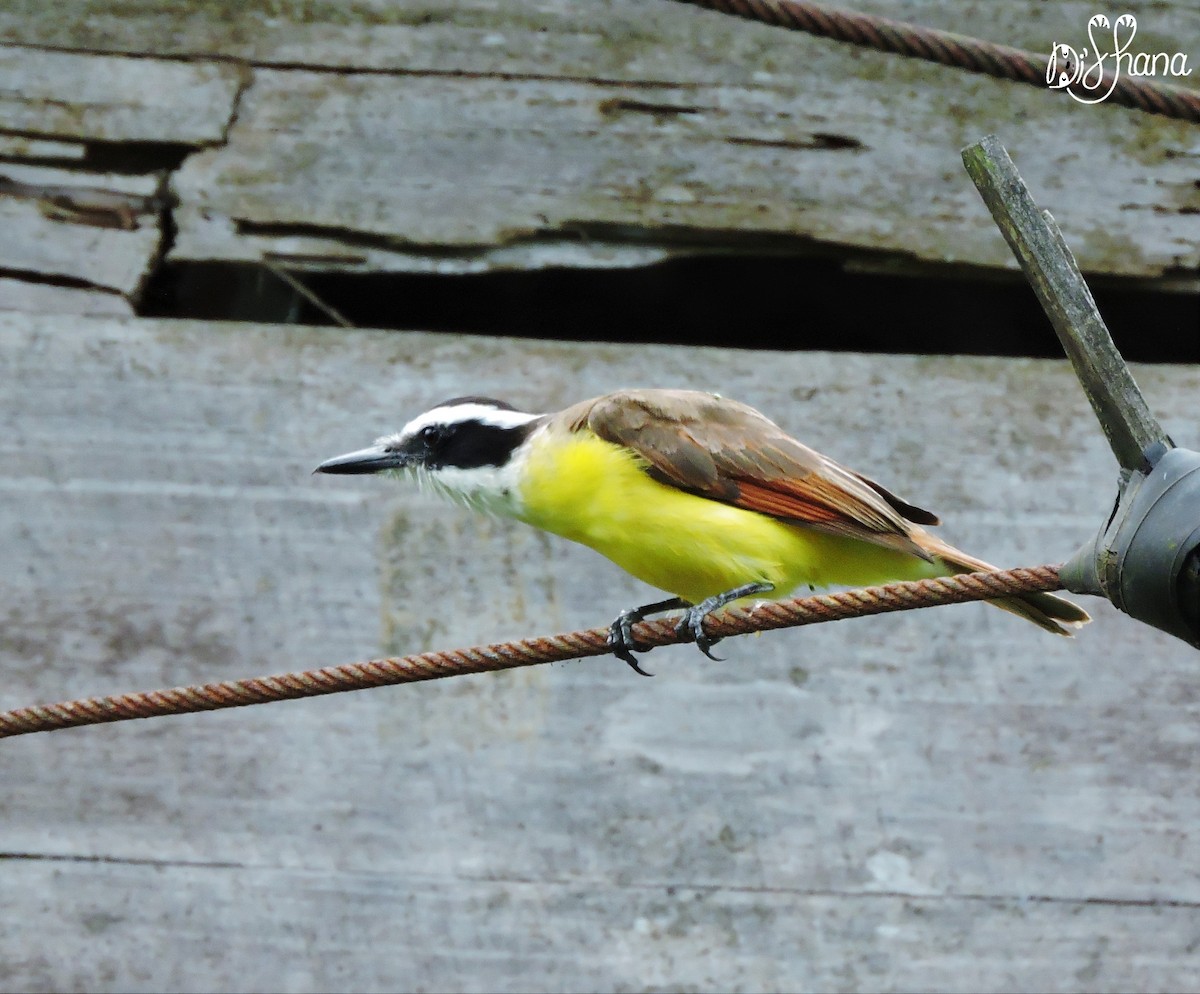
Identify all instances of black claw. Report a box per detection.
[675,608,726,661]
[624,652,655,678]
[606,583,774,673]
[607,597,687,677]
[607,622,654,676]
[675,581,775,661]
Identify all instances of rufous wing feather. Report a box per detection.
[583,390,936,560]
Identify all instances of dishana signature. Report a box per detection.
[1047,14,1192,105]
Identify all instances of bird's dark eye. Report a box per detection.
[417,423,451,468]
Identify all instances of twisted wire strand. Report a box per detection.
[0,565,1067,739]
[675,0,1200,123]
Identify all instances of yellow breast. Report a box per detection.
[515,428,936,605]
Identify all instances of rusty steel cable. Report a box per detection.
[0,565,1070,739]
[673,0,1200,123]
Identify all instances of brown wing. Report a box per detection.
[572,389,940,561]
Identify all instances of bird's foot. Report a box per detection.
[607,597,688,677]
[675,582,774,661]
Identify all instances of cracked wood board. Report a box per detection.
[2,314,1200,991]
[0,47,244,308]
[0,164,163,297]
[1,1,1196,281]
[0,44,245,146]
[0,135,85,162]
[0,0,1192,81]
[168,64,1200,278]
[0,277,132,316]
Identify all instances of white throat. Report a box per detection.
[413,432,539,519]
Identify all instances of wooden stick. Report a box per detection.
[961,134,1171,474]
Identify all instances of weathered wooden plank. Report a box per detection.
[0,49,243,305]
[1,2,1193,280]
[5,860,1200,993]
[0,164,162,294]
[1,314,1198,992]
[0,135,86,162]
[168,65,1199,277]
[0,0,1191,82]
[0,277,133,316]
[0,44,245,146]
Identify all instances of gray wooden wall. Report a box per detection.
[2,0,1199,989]
[3,314,1199,992]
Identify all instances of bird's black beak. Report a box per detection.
[314,443,411,475]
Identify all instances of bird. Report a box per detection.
[316,388,1090,674]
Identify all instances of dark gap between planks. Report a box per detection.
[140,256,1200,363]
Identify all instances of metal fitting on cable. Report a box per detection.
[964,134,1200,649]
[1062,448,1200,647]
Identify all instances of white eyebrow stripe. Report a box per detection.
[400,403,543,434]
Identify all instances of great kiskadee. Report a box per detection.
[316,389,1090,674]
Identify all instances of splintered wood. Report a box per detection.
[0,45,244,313]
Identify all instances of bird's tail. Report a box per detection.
[914,533,1091,636]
